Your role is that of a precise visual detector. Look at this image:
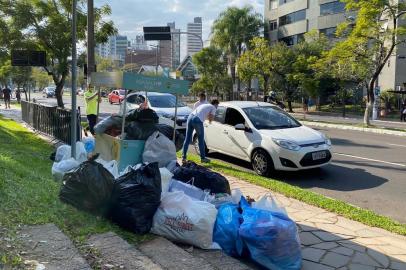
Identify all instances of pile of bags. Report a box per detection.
[94,108,185,151]
[55,137,301,269]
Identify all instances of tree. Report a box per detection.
[330,0,406,124]
[211,6,263,93]
[192,47,231,98]
[11,65,32,101]
[291,31,329,110]
[0,0,116,107]
[31,68,51,92]
[237,37,273,99]
[96,55,120,72]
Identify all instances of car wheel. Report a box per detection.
[193,136,209,156]
[252,149,274,177]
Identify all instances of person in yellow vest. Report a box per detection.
[84,88,101,135]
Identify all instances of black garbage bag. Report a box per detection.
[155,124,185,151]
[173,161,231,194]
[126,108,159,123]
[94,115,123,135]
[108,162,161,234]
[124,122,157,140]
[59,161,115,216]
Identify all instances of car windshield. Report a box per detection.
[243,106,301,130]
[148,95,186,108]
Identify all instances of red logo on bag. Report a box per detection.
[164,213,194,232]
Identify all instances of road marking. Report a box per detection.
[387,143,406,148]
[334,153,406,168]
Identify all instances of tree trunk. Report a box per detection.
[54,74,67,108]
[342,88,346,118]
[364,101,372,126]
[23,85,28,101]
[288,100,293,113]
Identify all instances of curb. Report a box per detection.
[301,120,406,137]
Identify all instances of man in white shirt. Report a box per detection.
[193,92,208,109]
[182,100,219,163]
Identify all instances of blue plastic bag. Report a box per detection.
[83,137,95,153]
[213,203,243,257]
[239,198,302,270]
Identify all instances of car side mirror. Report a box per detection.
[235,124,245,130]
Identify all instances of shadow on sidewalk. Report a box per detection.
[206,152,388,192]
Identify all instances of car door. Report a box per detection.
[204,106,227,151]
[222,108,254,160]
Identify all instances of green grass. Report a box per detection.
[0,116,151,267]
[184,153,406,236]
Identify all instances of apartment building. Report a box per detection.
[187,17,203,56]
[264,0,406,91]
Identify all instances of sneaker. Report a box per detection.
[201,158,211,163]
[182,158,187,164]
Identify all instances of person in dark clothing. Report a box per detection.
[2,86,11,109]
[401,101,406,122]
[16,89,21,104]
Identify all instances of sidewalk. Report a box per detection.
[228,175,406,270]
[291,112,406,131]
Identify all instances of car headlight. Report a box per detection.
[272,139,301,151]
[158,112,173,119]
[321,134,332,146]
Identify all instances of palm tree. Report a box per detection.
[211,6,263,99]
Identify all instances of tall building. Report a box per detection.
[131,35,149,50]
[264,0,406,91]
[110,35,129,63]
[159,22,181,70]
[187,17,203,56]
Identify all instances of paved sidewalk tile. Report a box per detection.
[228,176,406,270]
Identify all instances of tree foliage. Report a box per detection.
[0,0,116,107]
[192,47,232,98]
[326,0,406,124]
[211,6,263,91]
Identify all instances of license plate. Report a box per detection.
[312,151,327,160]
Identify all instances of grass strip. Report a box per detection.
[184,153,406,236]
[0,116,151,267]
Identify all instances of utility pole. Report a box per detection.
[71,0,78,158]
[87,0,95,84]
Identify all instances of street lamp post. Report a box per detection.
[70,0,78,158]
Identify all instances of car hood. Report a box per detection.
[258,125,325,145]
[152,106,192,117]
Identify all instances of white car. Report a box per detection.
[121,92,192,131]
[194,101,332,176]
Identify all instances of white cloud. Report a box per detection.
[95,0,264,60]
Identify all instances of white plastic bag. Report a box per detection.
[151,191,218,249]
[54,143,87,163]
[169,180,208,201]
[75,142,88,163]
[252,194,287,216]
[96,159,119,179]
[142,131,177,168]
[231,189,244,204]
[51,158,80,181]
[159,168,173,194]
[54,145,71,162]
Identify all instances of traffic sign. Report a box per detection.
[11,50,46,66]
[143,26,171,41]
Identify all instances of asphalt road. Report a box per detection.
[199,128,406,223]
[32,93,406,223]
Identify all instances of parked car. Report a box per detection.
[194,101,332,176]
[108,89,126,104]
[121,92,193,130]
[44,86,56,98]
[77,88,84,96]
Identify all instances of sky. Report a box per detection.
[94,0,264,59]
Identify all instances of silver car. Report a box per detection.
[121,92,192,130]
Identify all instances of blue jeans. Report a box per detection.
[182,115,206,160]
